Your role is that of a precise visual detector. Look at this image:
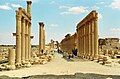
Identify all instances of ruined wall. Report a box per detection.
[60,33,77,54]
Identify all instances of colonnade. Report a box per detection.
[77,10,98,60]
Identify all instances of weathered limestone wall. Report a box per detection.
[60,33,77,54]
[77,10,98,60]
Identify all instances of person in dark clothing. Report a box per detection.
[41,49,44,54]
[72,48,77,56]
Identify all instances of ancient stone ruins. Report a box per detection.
[60,11,98,60]
[13,1,32,67]
[0,1,54,70]
[0,1,120,71]
[60,10,120,66]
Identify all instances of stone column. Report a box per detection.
[16,11,22,65]
[43,29,45,50]
[94,13,98,59]
[86,23,89,59]
[39,22,44,54]
[28,23,31,61]
[83,26,86,58]
[91,21,95,60]
[81,27,84,58]
[27,1,32,14]
[21,18,26,64]
[8,48,16,69]
[25,21,29,61]
[88,22,91,59]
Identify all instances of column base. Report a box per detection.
[15,63,22,68]
[8,65,16,70]
[21,60,26,65]
[90,56,94,61]
[25,60,31,67]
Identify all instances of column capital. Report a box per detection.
[16,15,21,21]
[39,22,44,27]
[27,1,32,5]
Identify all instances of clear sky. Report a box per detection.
[0,0,120,45]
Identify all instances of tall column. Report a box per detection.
[28,23,31,61]
[86,23,89,59]
[8,48,16,69]
[25,21,29,61]
[91,21,95,60]
[81,27,84,57]
[27,1,32,14]
[21,18,26,64]
[43,29,45,50]
[16,11,22,65]
[39,22,44,54]
[83,26,86,58]
[88,22,91,59]
[94,13,98,59]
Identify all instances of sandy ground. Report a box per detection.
[0,52,120,78]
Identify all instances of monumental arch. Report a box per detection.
[13,1,32,66]
[76,10,98,60]
[39,22,45,54]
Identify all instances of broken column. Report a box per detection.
[8,48,16,69]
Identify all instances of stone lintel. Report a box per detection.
[76,10,98,29]
[17,8,31,21]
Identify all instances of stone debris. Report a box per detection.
[31,52,54,65]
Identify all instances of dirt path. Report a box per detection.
[0,52,120,78]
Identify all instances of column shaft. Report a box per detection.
[88,22,91,59]
[21,18,26,63]
[16,15,21,65]
[91,21,95,59]
[28,23,31,61]
[83,26,85,58]
[94,18,98,59]
[25,21,29,61]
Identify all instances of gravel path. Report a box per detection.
[0,52,120,78]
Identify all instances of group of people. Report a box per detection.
[68,48,78,59]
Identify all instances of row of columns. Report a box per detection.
[15,14,32,65]
[77,11,98,60]
[11,1,32,67]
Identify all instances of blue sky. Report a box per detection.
[0,0,120,45]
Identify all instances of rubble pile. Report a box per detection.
[97,50,120,67]
[31,52,54,65]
